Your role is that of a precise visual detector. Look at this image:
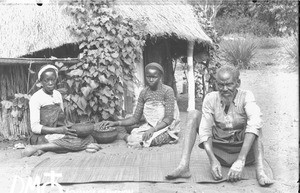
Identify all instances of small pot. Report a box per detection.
[71,122,94,138]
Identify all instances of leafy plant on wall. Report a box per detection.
[60,2,146,122]
[193,4,221,100]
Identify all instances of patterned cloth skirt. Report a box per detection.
[150,131,173,147]
[199,127,256,167]
[28,104,94,151]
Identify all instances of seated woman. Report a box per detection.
[23,64,96,157]
[99,62,180,147]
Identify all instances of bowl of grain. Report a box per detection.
[92,123,118,144]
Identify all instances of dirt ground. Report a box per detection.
[0,51,298,192]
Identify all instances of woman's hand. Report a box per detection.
[96,121,117,129]
[142,128,156,141]
[61,126,77,137]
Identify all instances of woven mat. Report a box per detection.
[31,149,273,184]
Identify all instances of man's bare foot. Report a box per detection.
[256,169,274,186]
[21,146,38,157]
[165,165,191,180]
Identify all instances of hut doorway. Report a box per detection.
[143,38,178,97]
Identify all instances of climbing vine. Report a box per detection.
[194,4,222,99]
[60,2,146,122]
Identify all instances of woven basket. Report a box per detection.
[71,122,94,138]
[91,127,118,144]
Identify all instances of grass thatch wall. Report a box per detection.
[0,65,37,139]
[0,66,28,100]
[0,43,80,139]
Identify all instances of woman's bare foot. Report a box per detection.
[34,150,45,156]
[21,146,39,157]
[87,143,102,151]
[256,168,274,186]
[165,165,191,180]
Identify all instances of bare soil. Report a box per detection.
[0,49,298,192]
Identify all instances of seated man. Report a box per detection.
[99,62,180,147]
[166,65,273,186]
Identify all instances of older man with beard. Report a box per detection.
[166,65,273,186]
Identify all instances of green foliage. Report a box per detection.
[193,5,221,98]
[217,0,298,36]
[0,94,31,121]
[215,17,271,36]
[220,38,257,69]
[61,3,145,122]
[249,0,298,36]
[223,34,281,49]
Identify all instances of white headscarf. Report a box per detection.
[38,64,58,80]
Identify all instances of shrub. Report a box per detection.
[284,36,298,70]
[219,38,258,69]
[256,36,281,49]
[285,43,298,60]
[216,0,298,36]
[222,34,281,49]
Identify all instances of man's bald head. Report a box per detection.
[215,65,241,102]
[216,65,240,81]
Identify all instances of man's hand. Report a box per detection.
[61,126,77,137]
[210,159,223,180]
[227,159,245,182]
[142,128,156,141]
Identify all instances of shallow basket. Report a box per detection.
[91,127,118,144]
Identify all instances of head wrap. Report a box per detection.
[38,64,58,80]
[145,62,164,75]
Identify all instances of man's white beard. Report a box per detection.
[220,94,234,106]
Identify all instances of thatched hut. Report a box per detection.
[114,0,212,108]
[0,0,212,139]
[0,1,81,139]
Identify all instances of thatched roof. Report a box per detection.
[0,2,79,58]
[0,0,212,58]
[115,0,212,44]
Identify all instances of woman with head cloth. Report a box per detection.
[99,62,180,147]
[23,64,97,157]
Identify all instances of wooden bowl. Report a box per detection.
[91,127,118,144]
[71,122,94,138]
